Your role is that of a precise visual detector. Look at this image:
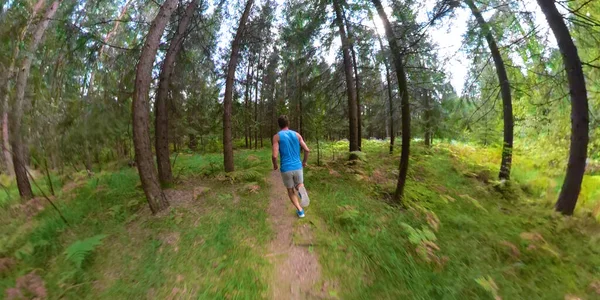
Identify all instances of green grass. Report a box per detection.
[304,140,600,299]
[1,150,273,299]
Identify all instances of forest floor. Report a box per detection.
[1,140,600,299]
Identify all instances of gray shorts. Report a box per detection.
[281,169,303,189]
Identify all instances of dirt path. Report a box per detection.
[266,170,323,299]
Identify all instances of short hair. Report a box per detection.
[277,115,289,129]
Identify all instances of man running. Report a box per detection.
[272,115,310,218]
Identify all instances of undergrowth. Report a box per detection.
[305,139,600,299]
[1,150,273,299]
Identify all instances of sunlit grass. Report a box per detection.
[304,139,600,299]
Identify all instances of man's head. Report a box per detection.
[278,115,289,129]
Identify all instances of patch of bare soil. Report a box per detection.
[161,185,210,209]
[266,170,329,299]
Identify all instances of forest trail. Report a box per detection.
[266,170,323,299]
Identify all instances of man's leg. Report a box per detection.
[295,170,310,207]
[282,171,303,211]
[294,170,305,192]
[287,188,303,211]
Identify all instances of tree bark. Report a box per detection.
[372,17,394,154]
[2,113,13,176]
[244,57,252,149]
[424,89,431,147]
[371,0,411,202]
[299,84,304,137]
[260,56,266,148]
[465,0,514,181]
[351,46,361,148]
[345,17,362,149]
[254,51,261,150]
[1,0,47,177]
[270,84,276,143]
[132,0,178,214]
[333,0,359,154]
[155,0,197,187]
[10,0,60,200]
[537,0,589,216]
[223,0,254,172]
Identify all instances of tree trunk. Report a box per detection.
[345,19,362,150]
[424,89,431,147]
[2,113,13,176]
[385,56,394,154]
[155,0,197,187]
[0,0,46,177]
[10,0,60,201]
[254,51,261,150]
[372,0,411,202]
[465,0,514,181]
[259,56,266,148]
[293,64,299,132]
[188,134,197,151]
[372,17,394,154]
[333,0,359,154]
[537,0,589,215]
[244,58,252,149]
[132,0,178,214]
[223,0,254,172]
[351,46,362,149]
[299,88,304,137]
[270,84,276,143]
[295,67,304,136]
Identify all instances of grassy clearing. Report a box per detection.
[1,150,273,299]
[304,140,600,299]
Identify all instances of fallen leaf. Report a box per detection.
[499,241,521,258]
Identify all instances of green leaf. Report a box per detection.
[64,234,107,269]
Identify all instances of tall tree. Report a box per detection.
[0,0,46,177]
[10,0,60,200]
[244,55,253,149]
[371,0,411,202]
[536,0,589,215]
[424,89,432,147]
[332,0,359,154]
[132,0,178,214]
[223,0,254,172]
[464,0,514,181]
[372,17,395,154]
[344,10,362,149]
[254,51,261,150]
[155,0,198,187]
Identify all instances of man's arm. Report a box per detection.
[272,134,279,170]
[297,133,310,167]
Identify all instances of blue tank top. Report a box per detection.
[278,130,302,172]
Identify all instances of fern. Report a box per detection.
[401,223,436,245]
[64,234,106,269]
